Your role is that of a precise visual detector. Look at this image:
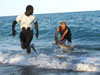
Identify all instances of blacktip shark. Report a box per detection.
[53,43,75,52]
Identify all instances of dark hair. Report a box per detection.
[26,5,33,11]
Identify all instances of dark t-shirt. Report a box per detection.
[59,26,72,40]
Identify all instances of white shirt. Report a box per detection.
[16,13,37,30]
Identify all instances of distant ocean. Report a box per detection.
[0,11,100,75]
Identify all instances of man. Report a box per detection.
[12,5,38,53]
[55,21,72,45]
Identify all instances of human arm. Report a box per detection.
[12,14,21,36]
[60,29,68,41]
[12,20,17,36]
[34,21,38,39]
[55,27,60,45]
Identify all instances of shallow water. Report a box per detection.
[0,11,100,74]
[0,64,100,75]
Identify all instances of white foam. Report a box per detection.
[0,51,100,72]
[75,63,98,72]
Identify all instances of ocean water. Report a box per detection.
[0,11,100,75]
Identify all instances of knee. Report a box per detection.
[21,44,26,49]
[22,46,26,49]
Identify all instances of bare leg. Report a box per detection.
[30,43,36,52]
[25,30,33,53]
[20,31,26,49]
[21,42,26,49]
[26,46,31,53]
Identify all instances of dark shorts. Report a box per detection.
[20,28,33,49]
[63,35,72,43]
[66,36,72,43]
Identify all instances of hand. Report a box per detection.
[57,40,61,44]
[12,30,17,36]
[56,40,60,45]
[36,33,38,39]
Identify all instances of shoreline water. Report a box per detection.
[0,11,100,75]
[0,64,100,75]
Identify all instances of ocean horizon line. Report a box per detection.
[0,10,100,17]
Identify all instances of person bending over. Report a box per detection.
[55,21,72,45]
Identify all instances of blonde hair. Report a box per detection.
[60,21,67,25]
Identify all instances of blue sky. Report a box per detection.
[0,0,100,16]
